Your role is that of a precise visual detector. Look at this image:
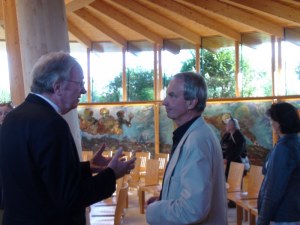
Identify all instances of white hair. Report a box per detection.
[225,118,240,130]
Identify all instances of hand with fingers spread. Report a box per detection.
[108,147,136,179]
[90,143,111,173]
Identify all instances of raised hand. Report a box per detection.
[107,147,136,179]
[90,143,111,172]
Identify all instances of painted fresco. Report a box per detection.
[79,100,299,166]
[159,101,273,166]
[78,105,155,157]
[159,103,174,154]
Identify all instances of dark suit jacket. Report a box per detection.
[0,94,116,225]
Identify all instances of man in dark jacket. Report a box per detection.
[0,52,135,225]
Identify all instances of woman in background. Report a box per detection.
[257,102,300,225]
[220,116,246,180]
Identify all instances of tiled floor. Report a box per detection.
[119,189,249,225]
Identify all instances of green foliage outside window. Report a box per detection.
[0,90,11,103]
[180,49,236,98]
[127,67,154,101]
[92,74,122,102]
[94,67,154,102]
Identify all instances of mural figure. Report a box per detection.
[79,108,98,134]
[116,110,134,135]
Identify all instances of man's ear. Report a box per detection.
[186,98,198,110]
[53,80,62,95]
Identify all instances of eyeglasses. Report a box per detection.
[66,79,85,88]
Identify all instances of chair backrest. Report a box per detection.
[114,183,129,225]
[227,162,245,192]
[82,150,94,161]
[122,151,132,160]
[144,159,160,186]
[103,150,113,158]
[154,153,169,172]
[135,152,151,173]
[128,157,141,187]
[247,165,264,196]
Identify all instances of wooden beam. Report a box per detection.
[65,0,95,12]
[89,1,163,46]
[180,0,284,38]
[112,0,200,45]
[0,0,4,24]
[2,0,25,105]
[67,14,92,49]
[223,0,300,25]
[74,8,126,48]
[148,0,241,42]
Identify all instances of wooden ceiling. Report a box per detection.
[2,0,300,52]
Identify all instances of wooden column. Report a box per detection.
[154,43,158,100]
[13,0,82,157]
[235,41,240,97]
[271,36,276,96]
[122,47,127,101]
[195,44,200,73]
[2,0,24,105]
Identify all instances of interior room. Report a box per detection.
[0,1,300,225]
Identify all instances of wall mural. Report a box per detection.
[78,104,155,157]
[158,101,273,166]
[78,99,299,166]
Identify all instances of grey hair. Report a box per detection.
[173,72,207,112]
[30,51,82,94]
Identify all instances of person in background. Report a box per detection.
[220,116,247,180]
[0,102,13,126]
[146,72,227,225]
[257,102,300,225]
[0,102,13,223]
[0,52,136,225]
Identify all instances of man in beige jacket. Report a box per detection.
[146,72,227,225]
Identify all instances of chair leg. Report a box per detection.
[236,204,243,225]
[244,209,248,221]
[125,195,128,208]
[138,189,145,214]
[250,213,256,225]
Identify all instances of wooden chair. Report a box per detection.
[236,199,257,225]
[127,157,141,190]
[154,153,169,180]
[227,162,245,193]
[89,182,129,225]
[228,165,264,224]
[228,165,263,202]
[138,159,161,214]
[135,151,151,175]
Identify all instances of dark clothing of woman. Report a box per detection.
[257,134,300,225]
[220,129,246,179]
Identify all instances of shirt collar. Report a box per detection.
[32,93,60,113]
